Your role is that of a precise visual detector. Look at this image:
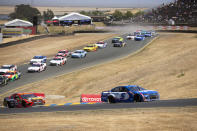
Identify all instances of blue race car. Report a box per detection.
[101,85,160,103]
[134,35,145,41]
[71,50,87,58]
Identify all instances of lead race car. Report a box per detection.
[3,93,45,108]
[101,85,160,103]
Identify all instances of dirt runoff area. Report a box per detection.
[0,107,197,131]
[0,33,117,65]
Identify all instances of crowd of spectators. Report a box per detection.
[138,0,197,25]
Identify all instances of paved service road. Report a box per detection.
[0,34,155,94]
[0,98,197,114]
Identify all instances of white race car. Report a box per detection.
[28,63,46,73]
[126,34,135,40]
[50,57,67,66]
[95,41,107,48]
[0,65,17,72]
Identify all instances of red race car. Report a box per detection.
[3,93,45,108]
[56,50,71,57]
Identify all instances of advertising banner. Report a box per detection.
[80,94,102,103]
[2,28,23,36]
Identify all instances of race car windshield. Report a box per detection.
[33,56,43,59]
[53,58,62,60]
[58,51,66,53]
[21,94,35,99]
[32,64,41,67]
[86,45,94,47]
[74,51,82,53]
[113,38,120,40]
[1,66,11,69]
[5,72,14,75]
[97,42,104,44]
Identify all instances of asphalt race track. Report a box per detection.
[0,98,197,114]
[0,34,154,93]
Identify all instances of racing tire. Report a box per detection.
[134,94,142,102]
[108,96,116,104]
[7,102,15,108]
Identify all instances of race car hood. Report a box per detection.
[28,67,40,70]
[4,75,13,78]
[84,47,93,50]
[50,60,61,64]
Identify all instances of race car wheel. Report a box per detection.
[108,96,116,104]
[7,102,15,108]
[134,94,142,102]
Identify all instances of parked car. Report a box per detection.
[101,85,160,103]
[3,93,45,108]
[71,50,87,58]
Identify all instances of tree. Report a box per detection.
[112,10,123,20]
[134,11,145,17]
[124,11,133,19]
[9,4,41,24]
[43,9,54,21]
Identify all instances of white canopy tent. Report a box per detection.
[58,12,92,26]
[4,19,33,27]
[59,12,91,21]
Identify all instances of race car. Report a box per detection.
[0,76,9,86]
[126,34,135,40]
[134,35,145,41]
[3,71,21,81]
[0,65,17,72]
[30,55,47,65]
[113,41,126,47]
[141,31,152,37]
[71,50,87,58]
[49,57,67,66]
[27,63,46,72]
[101,85,160,103]
[112,37,124,43]
[83,44,98,52]
[56,50,71,57]
[95,41,107,48]
[3,92,45,108]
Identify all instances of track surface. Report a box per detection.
[0,98,197,114]
[0,34,154,94]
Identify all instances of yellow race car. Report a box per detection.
[83,44,98,52]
